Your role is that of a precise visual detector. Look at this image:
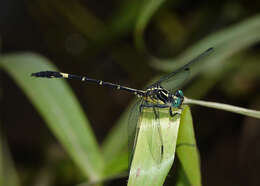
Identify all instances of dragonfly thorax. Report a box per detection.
[143,86,184,108]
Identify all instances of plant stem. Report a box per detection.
[184,97,260,119]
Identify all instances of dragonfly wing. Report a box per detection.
[146,106,164,164]
[128,99,143,167]
[160,68,190,93]
[151,48,214,93]
[129,99,164,166]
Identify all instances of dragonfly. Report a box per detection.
[31,47,214,165]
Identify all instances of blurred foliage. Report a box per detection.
[0,0,260,185]
[0,131,20,186]
[0,53,104,181]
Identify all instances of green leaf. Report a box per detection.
[175,166,192,186]
[0,132,20,186]
[101,102,132,177]
[128,108,181,186]
[104,151,128,177]
[176,106,201,186]
[0,53,104,182]
[151,14,260,72]
[134,0,167,50]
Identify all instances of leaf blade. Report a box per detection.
[128,108,181,186]
[0,53,104,181]
[176,106,201,186]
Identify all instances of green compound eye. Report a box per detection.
[172,97,182,107]
[176,90,184,97]
[172,90,184,108]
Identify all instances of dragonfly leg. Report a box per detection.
[169,107,180,117]
[141,103,168,108]
[139,104,143,113]
[169,106,185,118]
[169,107,173,117]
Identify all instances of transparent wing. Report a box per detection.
[160,68,190,93]
[128,99,143,167]
[151,48,214,93]
[128,99,165,166]
[146,106,164,164]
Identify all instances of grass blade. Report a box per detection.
[134,0,166,50]
[128,108,181,186]
[151,14,260,72]
[176,106,201,186]
[101,102,132,177]
[0,53,104,181]
[0,132,20,186]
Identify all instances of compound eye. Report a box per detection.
[175,90,183,97]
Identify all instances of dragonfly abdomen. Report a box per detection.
[32,71,145,96]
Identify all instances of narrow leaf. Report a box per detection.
[128,108,181,186]
[135,0,166,50]
[151,14,260,72]
[0,53,104,181]
[176,106,201,186]
[0,132,20,186]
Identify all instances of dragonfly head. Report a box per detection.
[172,90,184,108]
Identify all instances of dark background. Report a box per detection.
[1,0,260,185]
